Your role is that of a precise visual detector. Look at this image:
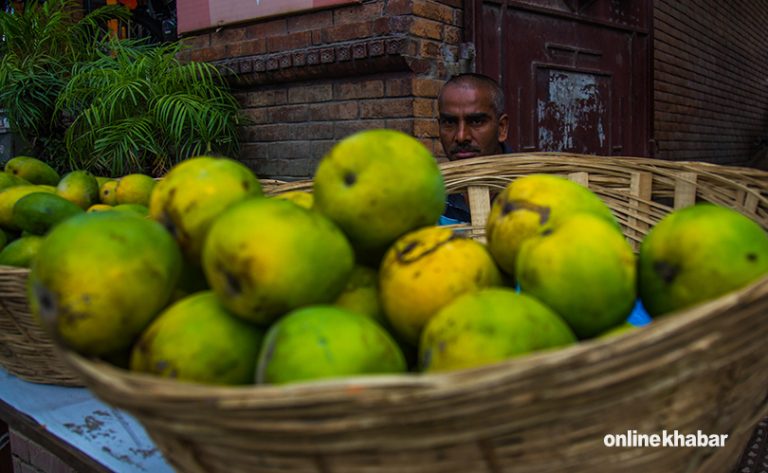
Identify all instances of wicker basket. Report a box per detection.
[57,153,768,473]
[0,265,83,386]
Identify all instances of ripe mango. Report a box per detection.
[313,129,446,265]
[256,305,406,385]
[638,203,768,317]
[130,291,265,385]
[272,190,314,209]
[420,288,576,372]
[11,192,84,235]
[516,213,636,338]
[203,198,354,325]
[380,226,502,345]
[333,264,386,326]
[4,156,60,186]
[57,170,100,209]
[99,179,119,205]
[149,156,263,263]
[115,173,156,206]
[28,212,182,356]
[486,174,617,278]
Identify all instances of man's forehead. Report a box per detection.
[439,83,495,110]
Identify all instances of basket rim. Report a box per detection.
[59,272,768,405]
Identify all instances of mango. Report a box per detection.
[380,226,502,344]
[272,190,314,209]
[313,129,446,265]
[203,198,354,325]
[11,192,84,235]
[516,213,636,338]
[57,170,100,209]
[28,212,182,356]
[0,185,57,230]
[0,235,43,267]
[638,203,768,317]
[99,179,119,205]
[420,288,576,372]
[4,156,60,186]
[486,174,617,277]
[115,173,156,206]
[130,291,265,385]
[149,156,263,263]
[334,264,386,325]
[256,305,406,385]
[0,171,30,191]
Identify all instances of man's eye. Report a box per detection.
[469,118,486,126]
[440,118,456,126]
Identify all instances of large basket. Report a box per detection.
[59,153,768,472]
[0,266,83,386]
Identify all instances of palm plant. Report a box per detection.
[0,0,127,166]
[56,39,244,177]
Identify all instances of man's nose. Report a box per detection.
[455,121,470,142]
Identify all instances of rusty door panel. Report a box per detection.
[469,0,651,157]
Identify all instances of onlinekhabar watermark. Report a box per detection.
[604,430,728,448]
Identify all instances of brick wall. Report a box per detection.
[177,0,464,180]
[653,0,768,166]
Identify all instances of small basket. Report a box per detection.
[0,265,83,386]
[57,153,768,473]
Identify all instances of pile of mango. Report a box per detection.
[0,156,157,267]
[14,129,768,387]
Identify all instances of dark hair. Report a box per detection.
[438,73,505,117]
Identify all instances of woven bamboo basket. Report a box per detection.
[0,265,83,385]
[56,153,768,473]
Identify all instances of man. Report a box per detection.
[437,73,511,161]
[437,73,511,223]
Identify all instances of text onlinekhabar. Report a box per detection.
[604,430,728,448]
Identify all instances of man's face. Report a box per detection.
[438,83,509,161]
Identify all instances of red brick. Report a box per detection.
[305,123,335,140]
[250,156,318,179]
[418,39,442,58]
[309,101,358,120]
[334,79,385,100]
[413,0,454,23]
[444,24,462,45]
[224,42,243,58]
[211,26,246,46]
[413,97,436,117]
[266,141,311,159]
[266,31,312,53]
[385,0,413,16]
[321,22,373,43]
[385,77,413,97]
[384,118,414,134]
[199,44,227,62]
[269,104,309,122]
[334,119,386,139]
[246,123,308,141]
[289,84,333,103]
[243,89,287,107]
[435,0,461,7]
[287,10,333,32]
[333,2,384,25]
[310,140,337,160]
[414,117,439,137]
[413,78,443,97]
[245,19,287,39]
[239,39,267,56]
[359,98,413,118]
[410,17,443,40]
[242,108,269,124]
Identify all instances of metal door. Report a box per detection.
[466,0,652,156]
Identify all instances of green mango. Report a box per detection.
[4,156,60,186]
[12,192,85,235]
[0,235,44,267]
[130,291,265,385]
